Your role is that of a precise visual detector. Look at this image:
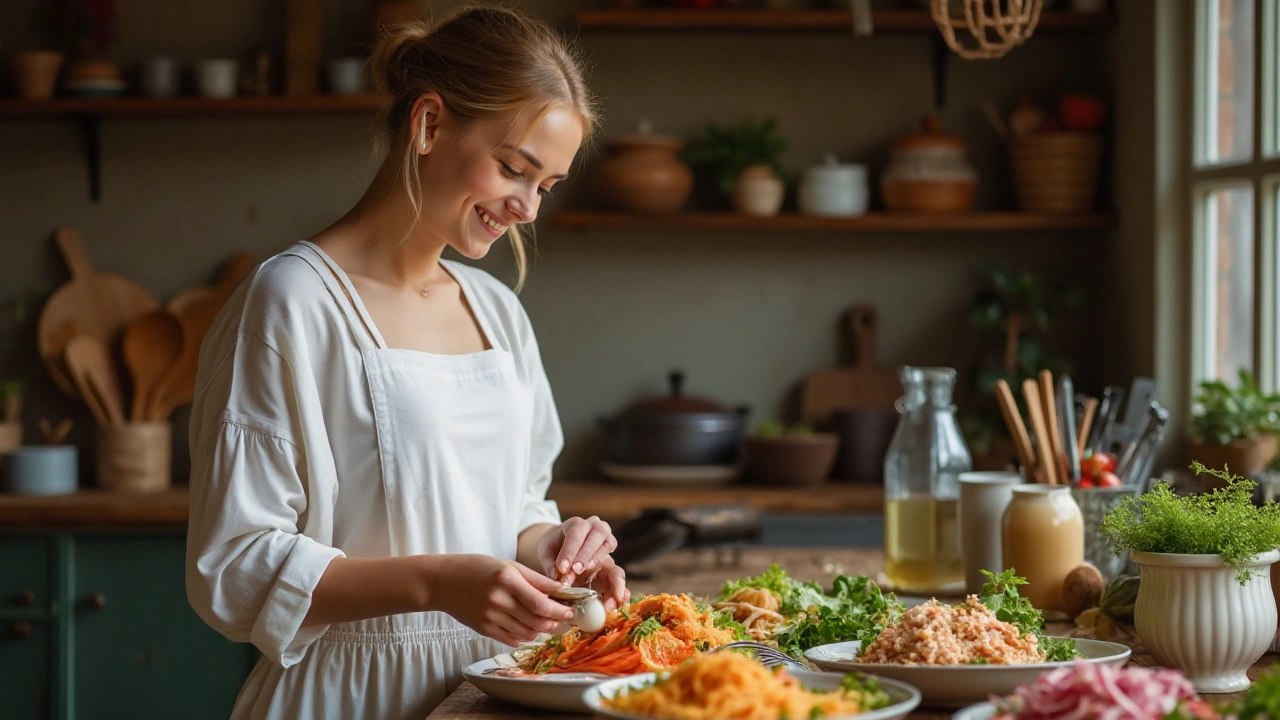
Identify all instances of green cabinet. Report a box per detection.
[0,532,257,720]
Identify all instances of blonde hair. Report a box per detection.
[369,4,599,291]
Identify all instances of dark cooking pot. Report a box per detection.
[598,370,749,466]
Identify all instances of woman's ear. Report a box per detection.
[413,94,445,155]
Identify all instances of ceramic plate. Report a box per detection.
[804,637,1131,708]
[584,669,922,720]
[952,703,998,720]
[462,657,616,713]
[599,462,741,486]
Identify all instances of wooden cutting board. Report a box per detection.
[37,227,158,401]
[799,304,902,430]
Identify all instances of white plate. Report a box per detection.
[804,637,1131,708]
[952,702,998,720]
[584,669,922,720]
[599,463,741,486]
[462,657,617,713]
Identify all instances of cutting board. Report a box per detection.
[799,305,902,430]
[37,227,158,401]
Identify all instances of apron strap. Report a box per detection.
[286,242,387,351]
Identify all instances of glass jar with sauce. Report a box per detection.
[883,366,971,592]
[1001,485,1084,611]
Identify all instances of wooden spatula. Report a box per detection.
[121,310,185,422]
[799,305,901,430]
[152,253,255,420]
[37,227,158,400]
[65,335,126,427]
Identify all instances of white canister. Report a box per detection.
[798,154,868,217]
[958,471,1024,595]
[195,58,238,99]
[141,56,180,97]
[327,57,366,95]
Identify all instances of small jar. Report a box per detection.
[1001,485,1084,611]
[798,154,868,217]
[881,114,977,214]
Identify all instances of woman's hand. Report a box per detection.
[430,555,573,647]
[537,517,628,607]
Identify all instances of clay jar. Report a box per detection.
[881,114,977,214]
[592,120,693,215]
[11,51,65,99]
[732,164,785,217]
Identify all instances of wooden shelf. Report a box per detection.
[0,93,389,119]
[548,479,883,522]
[574,8,1115,32]
[548,211,1116,233]
[0,488,190,530]
[0,481,882,529]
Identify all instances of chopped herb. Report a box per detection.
[619,606,632,620]
[808,707,826,719]
[968,658,989,665]
[839,672,891,710]
[535,660,554,673]
[978,569,1078,662]
[629,617,662,641]
[712,610,749,640]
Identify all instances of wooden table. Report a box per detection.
[427,547,1279,719]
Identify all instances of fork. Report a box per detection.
[711,641,809,671]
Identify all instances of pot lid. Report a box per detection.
[803,153,867,179]
[626,371,727,415]
[605,118,683,151]
[891,114,965,153]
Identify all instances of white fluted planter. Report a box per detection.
[1133,549,1279,693]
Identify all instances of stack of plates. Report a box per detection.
[63,79,127,97]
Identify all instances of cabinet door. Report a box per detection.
[0,618,50,719]
[0,536,50,610]
[72,535,254,720]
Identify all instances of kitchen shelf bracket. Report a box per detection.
[75,115,102,202]
[931,34,948,109]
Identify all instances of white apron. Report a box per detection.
[231,246,535,719]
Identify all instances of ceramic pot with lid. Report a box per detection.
[598,371,749,466]
[880,114,977,214]
[798,153,868,217]
[592,119,694,215]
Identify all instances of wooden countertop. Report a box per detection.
[0,480,882,529]
[426,547,1277,720]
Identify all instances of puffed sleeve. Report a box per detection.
[517,317,564,534]
[185,331,345,668]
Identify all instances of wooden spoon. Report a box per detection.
[64,335,126,427]
[121,310,185,422]
[152,253,255,420]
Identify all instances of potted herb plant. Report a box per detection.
[1100,462,1280,693]
[686,117,788,217]
[961,261,1081,470]
[744,420,838,486]
[1188,369,1280,479]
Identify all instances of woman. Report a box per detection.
[185,7,627,718]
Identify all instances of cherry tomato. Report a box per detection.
[1097,471,1122,487]
[1092,452,1118,474]
[1077,476,1095,488]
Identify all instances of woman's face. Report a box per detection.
[416,102,584,259]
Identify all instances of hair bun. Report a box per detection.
[369,20,433,95]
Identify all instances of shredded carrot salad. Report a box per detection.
[517,594,737,676]
[602,652,889,719]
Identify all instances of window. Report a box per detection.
[1192,0,1280,391]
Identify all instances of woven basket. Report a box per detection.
[1009,132,1104,214]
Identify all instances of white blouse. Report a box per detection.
[185,241,564,718]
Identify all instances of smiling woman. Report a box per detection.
[183,6,625,720]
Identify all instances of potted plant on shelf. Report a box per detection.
[1100,462,1280,694]
[686,117,788,217]
[1187,370,1280,479]
[961,261,1081,470]
[54,0,124,96]
[743,420,838,486]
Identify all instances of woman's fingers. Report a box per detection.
[554,518,593,577]
[490,590,562,635]
[507,563,574,621]
[568,522,613,577]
